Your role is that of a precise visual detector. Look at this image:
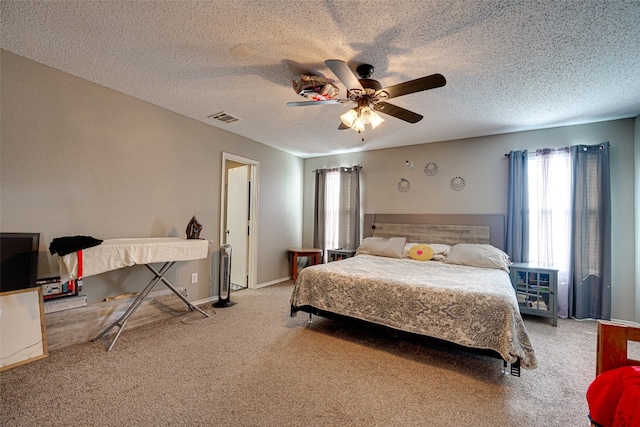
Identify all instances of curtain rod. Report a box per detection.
[312,165,363,173]
[504,142,608,156]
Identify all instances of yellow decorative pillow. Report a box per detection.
[409,244,434,261]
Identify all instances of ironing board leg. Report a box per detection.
[91,261,208,351]
[146,264,210,318]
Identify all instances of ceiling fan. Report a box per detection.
[288,59,446,132]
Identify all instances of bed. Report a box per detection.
[290,214,538,374]
[587,321,640,426]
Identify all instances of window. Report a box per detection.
[324,169,341,251]
[313,166,361,257]
[528,150,571,273]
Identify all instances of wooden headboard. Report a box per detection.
[363,214,506,250]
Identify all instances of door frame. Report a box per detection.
[220,152,259,289]
[226,165,249,288]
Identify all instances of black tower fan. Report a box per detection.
[214,244,235,307]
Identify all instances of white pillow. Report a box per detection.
[444,243,511,272]
[403,243,451,260]
[356,237,407,258]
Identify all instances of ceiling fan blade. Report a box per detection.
[373,102,424,123]
[379,74,446,100]
[338,122,350,130]
[325,60,365,95]
[287,100,343,107]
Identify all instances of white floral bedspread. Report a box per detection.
[290,254,537,369]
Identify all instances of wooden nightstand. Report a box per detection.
[288,248,322,282]
[327,248,356,262]
[510,263,558,326]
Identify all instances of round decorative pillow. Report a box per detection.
[409,244,434,261]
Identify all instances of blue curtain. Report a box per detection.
[569,143,611,320]
[506,150,529,262]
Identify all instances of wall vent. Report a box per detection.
[208,111,240,124]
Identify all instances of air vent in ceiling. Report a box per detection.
[208,111,240,124]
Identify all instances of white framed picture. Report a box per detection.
[0,287,48,371]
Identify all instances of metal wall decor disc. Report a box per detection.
[450,176,465,191]
[398,178,411,193]
[424,162,438,176]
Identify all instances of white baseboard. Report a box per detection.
[178,279,293,307]
[191,296,217,306]
[609,318,640,327]
[43,295,88,314]
[568,317,640,327]
[256,277,291,289]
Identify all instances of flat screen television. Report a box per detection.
[0,232,40,293]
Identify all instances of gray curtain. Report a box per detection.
[569,143,611,320]
[506,150,529,262]
[312,169,327,251]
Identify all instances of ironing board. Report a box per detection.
[56,238,210,350]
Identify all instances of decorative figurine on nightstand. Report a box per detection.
[186,215,203,239]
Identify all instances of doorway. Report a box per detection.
[220,153,259,290]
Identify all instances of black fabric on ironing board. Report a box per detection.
[49,236,103,256]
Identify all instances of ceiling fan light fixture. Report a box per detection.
[369,110,384,129]
[342,104,384,132]
[359,105,384,129]
[340,108,358,127]
[359,105,373,124]
[352,116,366,132]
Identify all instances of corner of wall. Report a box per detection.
[635,114,640,323]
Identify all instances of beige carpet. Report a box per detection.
[1,281,597,426]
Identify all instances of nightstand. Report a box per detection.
[509,263,558,326]
[327,248,356,262]
[288,247,322,282]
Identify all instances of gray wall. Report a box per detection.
[1,50,303,303]
[303,119,638,323]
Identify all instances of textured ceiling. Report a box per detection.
[2,1,640,158]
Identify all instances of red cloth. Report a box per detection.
[587,366,640,427]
